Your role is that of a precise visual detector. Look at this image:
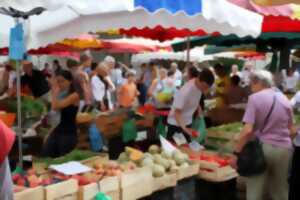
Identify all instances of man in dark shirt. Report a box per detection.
[21,61,50,100]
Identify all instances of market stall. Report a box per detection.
[0,1,269,199]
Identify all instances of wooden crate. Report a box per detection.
[78,176,120,200]
[152,172,177,192]
[78,183,98,200]
[120,167,153,200]
[198,160,238,182]
[176,162,200,180]
[45,179,79,200]
[99,176,120,200]
[14,186,44,200]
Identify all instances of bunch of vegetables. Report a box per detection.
[118,145,191,178]
[34,150,100,167]
[207,123,242,133]
[4,96,47,118]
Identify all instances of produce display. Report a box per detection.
[1,96,46,118]
[207,122,242,133]
[205,123,242,153]
[65,161,129,186]
[192,151,238,181]
[190,152,231,168]
[34,150,100,166]
[13,185,27,193]
[118,145,192,178]
[13,168,63,188]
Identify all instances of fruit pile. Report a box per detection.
[13,168,62,188]
[13,158,138,188]
[118,145,192,178]
[190,152,230,168]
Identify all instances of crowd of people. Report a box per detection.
[2,55,300,199]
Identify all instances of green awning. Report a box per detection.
[204,45,256,54]
[172,32,300,52]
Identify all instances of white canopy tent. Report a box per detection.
[0,0,263,49]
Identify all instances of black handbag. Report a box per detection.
[237,95,276,177]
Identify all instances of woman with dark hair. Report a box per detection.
[42,70,80,157]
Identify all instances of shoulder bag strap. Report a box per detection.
[260,95,276,133]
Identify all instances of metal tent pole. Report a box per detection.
[186,36,191,63]
[16,60,23,168]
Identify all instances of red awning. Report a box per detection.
[120,26,219,41]
[262,16,300,32]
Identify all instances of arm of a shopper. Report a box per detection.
[52,91,79,111]
[105,76,116,91]
[174,109,188,132]
[235,95,255,152]
[147,79,157,97]
[235,123,254,153]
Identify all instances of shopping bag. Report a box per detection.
[89,123,104,152]
[192,116,207,144]
[156,117,167,138]
[95,192,112,200]
[122,120,137,143]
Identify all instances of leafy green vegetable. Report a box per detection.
[34,150,100,166]
[295,114,300,125]
[207,122,242,133]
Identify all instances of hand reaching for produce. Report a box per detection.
[185,128,199,138]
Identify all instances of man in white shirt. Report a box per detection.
[230,64,241,77]
[282,68,299,93]
[167,68,215,142]
[171,62,182,87]
[91,62,114,111]
[240,64,253,87]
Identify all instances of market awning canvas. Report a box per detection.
[0,0,263,49]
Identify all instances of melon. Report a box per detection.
[173,152,185,166]
[152,164,166,177]
[149,145,160,154]
[161,151,172,159]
